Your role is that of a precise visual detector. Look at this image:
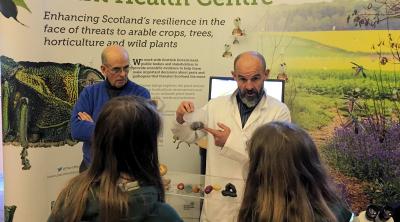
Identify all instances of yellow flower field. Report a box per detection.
[284,30,400,53]
[259,30,400,72]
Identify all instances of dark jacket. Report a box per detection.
[70,80,150,166]
[48,184,182,222]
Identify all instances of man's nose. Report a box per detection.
[119,69,128,77]
[245,81,254,90]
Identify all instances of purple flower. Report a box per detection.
[325,121,400,181]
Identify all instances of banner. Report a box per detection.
[0,1,275,220]
[1,0,399,221]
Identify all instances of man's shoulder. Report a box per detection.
[76,82,105,99]
[127,80,149,91]
[265,95,287,108]
[125,81,150,98]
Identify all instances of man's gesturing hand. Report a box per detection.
[203,123,231,147]
[176,101,194,124]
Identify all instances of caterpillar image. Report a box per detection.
[1,56,104,169]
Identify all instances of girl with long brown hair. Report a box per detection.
[48,96,182,222]
[238,121,354,222]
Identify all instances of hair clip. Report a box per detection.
[118,181,139,192]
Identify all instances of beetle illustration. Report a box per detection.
[232,17,245,37]
[276,63,289,82]
[1,55,104,169]
[222,44,232,58]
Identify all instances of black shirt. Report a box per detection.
[236,90,265,128]
[105,79,125,98]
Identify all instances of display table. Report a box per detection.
[164,171,244,221]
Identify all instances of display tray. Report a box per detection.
[164,171,244,221]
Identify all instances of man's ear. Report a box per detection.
[264,69,270,80]
[231,71,237,80]
[100,65,107,77]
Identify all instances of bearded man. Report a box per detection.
[171,51,291,222]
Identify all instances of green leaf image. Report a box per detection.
[13,0,31,13]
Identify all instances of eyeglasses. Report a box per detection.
[104,64,130,75]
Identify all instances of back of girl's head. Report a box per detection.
[51,96,162,222]
[247,121,323,188]
[89,95,161,185]
[239,121,340,222]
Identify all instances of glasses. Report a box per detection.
[104,64,130,75]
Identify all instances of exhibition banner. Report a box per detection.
[1,0,399,221]
[0,1,276,220]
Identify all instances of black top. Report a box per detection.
[48,183,183,222]
[236,90,265,128]
[105,79,125,98]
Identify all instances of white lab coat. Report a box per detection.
[171,92,291,222]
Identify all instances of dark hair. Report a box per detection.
[238,121,346,222]
[51,96,163,222]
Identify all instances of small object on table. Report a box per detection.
[159,164,168,176]
[204,185,213,194]
[221,183,237,197]
[162,178,171,191]
[192,185,201,193]
[184,184,193,193]
[212,184,221,191]
[177,183,185,190]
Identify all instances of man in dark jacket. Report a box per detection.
[70,45,150,172]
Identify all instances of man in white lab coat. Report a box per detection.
[171,51,291,222]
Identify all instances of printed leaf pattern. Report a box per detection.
[13,0,31,13]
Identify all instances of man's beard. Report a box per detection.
[238,88,264,108]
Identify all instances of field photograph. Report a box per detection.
[256,0,400,212]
